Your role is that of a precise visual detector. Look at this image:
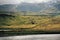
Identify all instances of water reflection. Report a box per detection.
[0,34,60,40]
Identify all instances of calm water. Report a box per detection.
[0,34,60,40]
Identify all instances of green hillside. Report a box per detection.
[0,12,60,30]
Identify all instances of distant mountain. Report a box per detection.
[0,4,17,12]
[0,0,60,12]
[16,0,60,12]
[16,2,51,12]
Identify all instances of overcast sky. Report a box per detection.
[0,0,52,5]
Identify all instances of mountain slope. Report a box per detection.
[0,4,17,12]
[17,2,51,12]
[0,0,60,12]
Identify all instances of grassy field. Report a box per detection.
[0,13,60,33]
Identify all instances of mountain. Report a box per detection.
[16,0,60,12]
[0,0,60,12]
[0,4,17,12]
[16,2,51,12]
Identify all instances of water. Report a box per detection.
[0,34,60,40]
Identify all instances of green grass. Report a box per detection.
[0,13,60,33]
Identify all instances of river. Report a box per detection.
[0,34,60,40]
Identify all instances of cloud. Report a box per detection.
[22,0,51,3]
[0,0,52,5]
[0,0,21,4]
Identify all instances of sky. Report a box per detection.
[0,0,51,5]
